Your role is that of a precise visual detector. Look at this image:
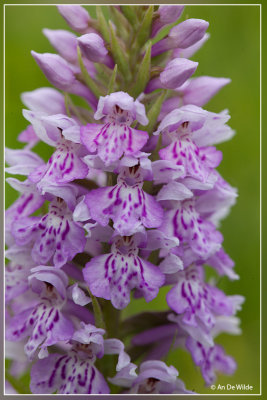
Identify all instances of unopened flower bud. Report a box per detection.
[160,58,198,89]
[43,29,77,63]
[31,51,97,109]
[151,6,184,38]
[57,5,90,32]
[31,51,76,91]
[78,33,114,68]
[169,19,209,49]
[152,18,209,57]
[145,58,198,93]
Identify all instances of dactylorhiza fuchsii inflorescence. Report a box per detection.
[5,5,244,395]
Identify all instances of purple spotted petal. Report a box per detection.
[167,265,242,332]
[85,167,163,236]
[157,181,193,202]
[29,139,89,187]
[81,123,149,166]
[12,199,86,268]
[5,265,29,302]
[186,337,236,385]
[159,138,222,183]
[83,237,165,309]
[152,160,184,184]
[160,199,222,259]
[30,351,109,394]
[5,178,45,245]
[6,296,74,361]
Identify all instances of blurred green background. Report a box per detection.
[5,5,260,395]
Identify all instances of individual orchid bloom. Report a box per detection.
[157,105,233,147]
[85,165,163,236]
[21,110,90,194]
[186,336,237,385]
[110,360,192,394]
[166,265,244,331]
[159,198,223,259]
[30,321,129,394]
[154,107,223,183]
[11,198,86,268]
[22,109,80,147]
[81,92,149,166]
[6,267,75,361]
[83,234,165,309]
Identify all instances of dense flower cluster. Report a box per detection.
[5,5,244,394]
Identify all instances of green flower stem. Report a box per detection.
[87,288,106,331]
[101,299,121,339]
